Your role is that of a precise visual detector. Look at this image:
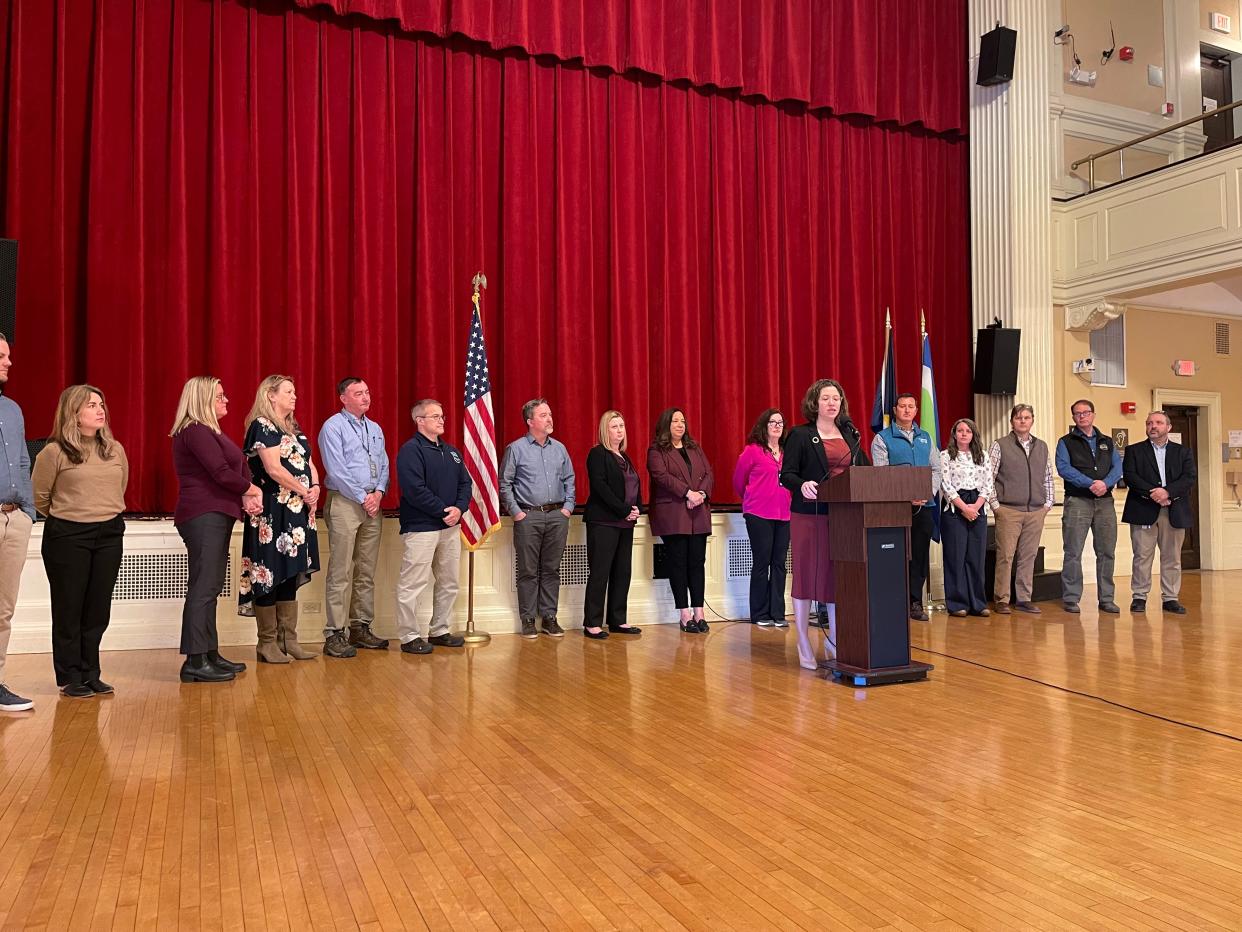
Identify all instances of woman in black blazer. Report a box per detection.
[582,410,643,639]
[779,379,867,669]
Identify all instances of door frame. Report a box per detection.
[1152,388,1223,570]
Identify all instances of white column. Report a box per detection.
[968,0,1057,444]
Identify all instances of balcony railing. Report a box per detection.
[1070,99,1242,193]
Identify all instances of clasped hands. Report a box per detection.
[1149,487,1171,507]
[685,489,706,510]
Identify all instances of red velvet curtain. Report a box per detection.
[0,0,970,513]
[288,0,968,134]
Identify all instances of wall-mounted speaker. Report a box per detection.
[973,327,1021,395]
[977,26,1017,87]
[0,239,16,342]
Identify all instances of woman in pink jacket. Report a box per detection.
[733,409,791,628]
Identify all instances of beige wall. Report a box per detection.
[1055,306,1241,501]
[1062,0,1166,111]
[1201,0,1242,52]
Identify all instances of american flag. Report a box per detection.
[460,296,501,549]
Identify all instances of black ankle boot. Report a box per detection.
[180,653,235,683]
[207,650,247,673]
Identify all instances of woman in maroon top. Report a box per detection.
[647,407,714,632]
[170,377,261,683]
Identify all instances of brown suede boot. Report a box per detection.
[255,605,290,664]
[276,601,318,660]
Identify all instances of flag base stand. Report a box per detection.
[463,550,491,644]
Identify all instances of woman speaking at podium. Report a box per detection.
[780,379,867,670]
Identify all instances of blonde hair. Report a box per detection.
[597,410,626,452]
[170,376,222,436]
[245,374,299,435]
[51,384,119,465]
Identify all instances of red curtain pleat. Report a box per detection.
[0,0,971,513]
[286,0,968,134]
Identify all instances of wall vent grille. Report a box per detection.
[513,543,589,586]
[113,552,234,601]
[726,537,793,578]
[1216,321,1231,356]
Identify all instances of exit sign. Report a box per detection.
[1172,359,1196,376]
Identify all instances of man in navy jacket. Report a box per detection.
[1122,411,1196,614]
[394,399,473,653]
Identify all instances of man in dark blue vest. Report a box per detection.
[1055,399,1122,614]
[870,393,940,621]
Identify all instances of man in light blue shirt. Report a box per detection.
[499,398,576,639]
[318,377,391,657]
[0,334,36,711]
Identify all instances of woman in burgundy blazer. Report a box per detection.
[646,407,714,632]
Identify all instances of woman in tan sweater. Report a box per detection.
[32,385,128,698]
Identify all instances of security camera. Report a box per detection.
[1054,24,1070,39]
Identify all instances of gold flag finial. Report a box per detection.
[472,271,487,310]
[920,308,926,337]
[885,306,892,329]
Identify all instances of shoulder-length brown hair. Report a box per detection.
[245,374,300,435]
[652,407,699,450]
[746,408,786,448]
[946,417,985,464]
[800,379,850,429]
[51,384,119,465]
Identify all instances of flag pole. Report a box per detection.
[920,307,945,614]
[463,272,492,645]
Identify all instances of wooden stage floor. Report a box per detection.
[3,571,1242,930]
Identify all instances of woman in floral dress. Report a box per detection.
[239,374,321,663]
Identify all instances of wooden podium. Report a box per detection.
[818,466,935,686]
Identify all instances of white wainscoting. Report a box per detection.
[11,503,1235,656]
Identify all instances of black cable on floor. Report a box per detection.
[910,644,1242,744]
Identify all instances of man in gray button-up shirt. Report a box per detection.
[499,398,576,639]
[0,334,36,711]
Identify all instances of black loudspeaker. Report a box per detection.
[0,239,15,342]
[973,327,1021,395]
[977,26,1017,86]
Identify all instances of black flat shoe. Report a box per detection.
[607,624,641,635]
[1162,600,1187,614]
[678,619,696,632]
[60,683,94,699]
[695,619,709,632]
[583,627,609,640]
[87,679,114,694]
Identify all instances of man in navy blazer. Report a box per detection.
[1121,411,1196,614]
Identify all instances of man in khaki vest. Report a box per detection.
[987,404,1053,614]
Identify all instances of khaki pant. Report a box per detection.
[0,510,34,683]
[992,505,1047,604]
[1130,509,1185,601]
[395,527,461,643]
[323,492,383,637]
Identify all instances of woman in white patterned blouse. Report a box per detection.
[939,418,993,617]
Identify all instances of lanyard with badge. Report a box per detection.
[345,413,379,482]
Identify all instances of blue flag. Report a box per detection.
[870,322,896,433]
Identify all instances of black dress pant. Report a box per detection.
[743,514,789,622]
[41,515,125,687]
[908,504,935,606]
[662,533,707,609]
[941,494,987,614]
[584,523,634,628]
[177,512,235,655]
